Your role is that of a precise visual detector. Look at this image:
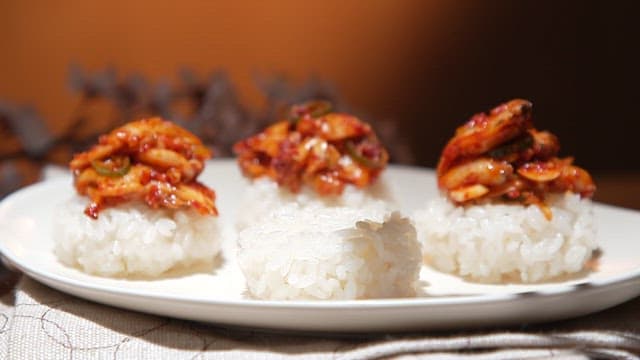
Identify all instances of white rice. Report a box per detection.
[413,193,597,283]
[53,196,222,277]
[235,177,393,230]
[237,203,421,300]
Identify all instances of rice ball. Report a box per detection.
[235,177,393,230]
[413,193,597,283]
[237,203,421,300]
[54,196,222,277]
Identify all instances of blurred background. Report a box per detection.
[1,0,639,207]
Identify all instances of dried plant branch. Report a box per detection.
[0,66,412,197]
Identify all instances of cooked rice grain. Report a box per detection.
[54,196,222,277]
[413,193,597,283]
[235,178,393,230]
[237,204,421,300]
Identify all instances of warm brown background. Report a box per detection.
[1,1,638,173]
[1,0,448,132]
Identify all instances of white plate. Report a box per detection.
[1,159,639,332]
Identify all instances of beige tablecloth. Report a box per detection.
[0,276,638,359]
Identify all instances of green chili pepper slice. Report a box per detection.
[91,156,131,177]
[345,140,384,169]
[289,100,333,123]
